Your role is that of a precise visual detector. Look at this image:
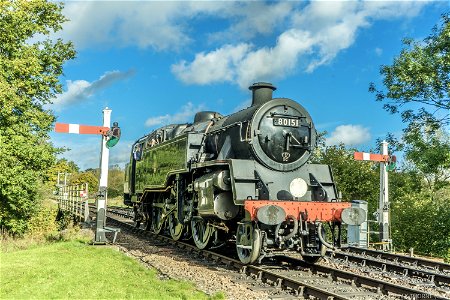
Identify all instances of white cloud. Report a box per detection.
[171,44,251,85]
[172,29,315,89]
[145,102,206,127]
[52,70,134,111]
[208,2,293,42]
[375,47,383,56]
[237,29,314,87]
[54,135,133,171]
[61,2,294,51]
[172,1,428,88]
[57,1,430,89]
[326,124,371,146]
[61,2,232,50]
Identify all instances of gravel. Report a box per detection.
[320,256,450,299]
[111,230,272,300]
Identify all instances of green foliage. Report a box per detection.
[54,209,73,231]
[313,142,450,260]
[391,188,450,259]
[369,13,450,127]
[0,0,76,234]
[367,15,450,259]
[26,199,59,237]
[45,158,79,185]
[71,171,99,194]
[403,123,450,191]
[313,144,379,214]
[107,167,124,198]
[67,167,123,197]
[0,199,86,252]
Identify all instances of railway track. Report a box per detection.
[327,249,450,289]
[100,206,447,300]
[342,247,450,274]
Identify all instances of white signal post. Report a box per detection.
[99,108,111,189]
[94,107,112,243]
[379,141,391,251]
[354,140,393,251]
[54,107,119,244]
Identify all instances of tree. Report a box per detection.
[391,182,450,260]
[312,144,379,215]
[369,13,450,128]
[368,15,450,259]
[45,158,79,186]
[71,172,99,195]
[0,0,75,234]
[403,122,450,192]
[107,168,124,198]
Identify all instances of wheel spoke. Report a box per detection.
[168,212,184,241]
[236,221,262,264]
[191,217,214,249]
[152,206,164,234]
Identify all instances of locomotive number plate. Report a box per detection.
[273,117,299,127]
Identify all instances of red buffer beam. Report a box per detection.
[354,152,390,162]
[55,123,109,135]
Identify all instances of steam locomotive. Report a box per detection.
[124,83,365,264]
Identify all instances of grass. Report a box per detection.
[1,241,221,300]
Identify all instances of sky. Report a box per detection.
[48,0,449,171]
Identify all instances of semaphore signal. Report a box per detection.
[54,107,120,243]
[54,123,109,135]
[354,152,390,162]
[354,141,395,251]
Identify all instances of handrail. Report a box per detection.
[56,183,90,222]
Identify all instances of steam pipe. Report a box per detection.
[317,222,335,250]
[275,215,298,244]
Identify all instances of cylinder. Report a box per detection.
[249,82,276,106]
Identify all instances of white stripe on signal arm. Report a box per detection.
[68,124,80,134]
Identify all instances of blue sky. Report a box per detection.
[48,1,448,170]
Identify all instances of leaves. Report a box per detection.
[369,13,450,127]
[314,143,449,259]
[403,123,450,191]
[313,144,379,215]
[0,0,75,235]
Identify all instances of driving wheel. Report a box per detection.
[236,221,262,264]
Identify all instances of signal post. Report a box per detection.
[54,107,121,244]
[95,107,111,243]
[378,141,391,251]
[354,141,395,251]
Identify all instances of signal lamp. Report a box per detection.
[106,122,121,148]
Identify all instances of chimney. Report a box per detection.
[249,82,277,106]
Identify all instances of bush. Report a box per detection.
[1,198,93,252]
[27,200,59,237]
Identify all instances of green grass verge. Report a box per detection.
[1,241,220,299]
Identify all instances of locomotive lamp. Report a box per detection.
[289,178,308,198]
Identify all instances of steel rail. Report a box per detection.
[344,247,450,273]
[277,255,448,300]
[328,250,450,287]
[101,208,445,300]
[106,217,355,300]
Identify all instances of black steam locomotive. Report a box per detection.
[124,83,365,264]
